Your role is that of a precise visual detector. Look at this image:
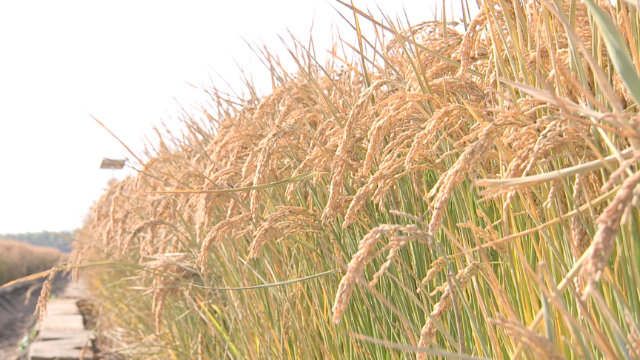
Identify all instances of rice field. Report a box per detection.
[0,239,64,285]
[70,0,640,358]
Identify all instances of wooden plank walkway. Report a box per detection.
[0,275,69,360]
[27,281,94,360]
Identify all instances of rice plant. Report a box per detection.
[73,0,640,358]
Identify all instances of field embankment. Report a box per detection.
[74,1,640,359]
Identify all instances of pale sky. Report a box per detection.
[0,1,470,234]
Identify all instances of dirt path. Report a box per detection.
[0,274,69,360]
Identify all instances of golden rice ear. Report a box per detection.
[570,174,591,262]
[247,206,320,259]
[582,170,640,297]
[427,121,501,236]
[488,314,567,360]
[196,213,252,271]
[625,310,640,360]
[250,124,300,220]
[323,80,390,224]
[344,157,405,228]
[332,226,385,325]
[416,257,445,293]
[34,266,61,326]
[332,224,430,324]
[416,261,480,360]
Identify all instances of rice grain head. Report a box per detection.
[332,224,427,324]
[489,314,567,360]
[416,261,480,359]
[417,257,445,293]
[582,170,640,297]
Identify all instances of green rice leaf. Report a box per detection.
[351,333,493,360]
[585,0,640,105]
[189,268,340,291]
[151,171,327,194]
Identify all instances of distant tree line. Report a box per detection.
[0,231,74,253]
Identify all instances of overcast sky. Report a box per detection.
[0,1,470,234]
